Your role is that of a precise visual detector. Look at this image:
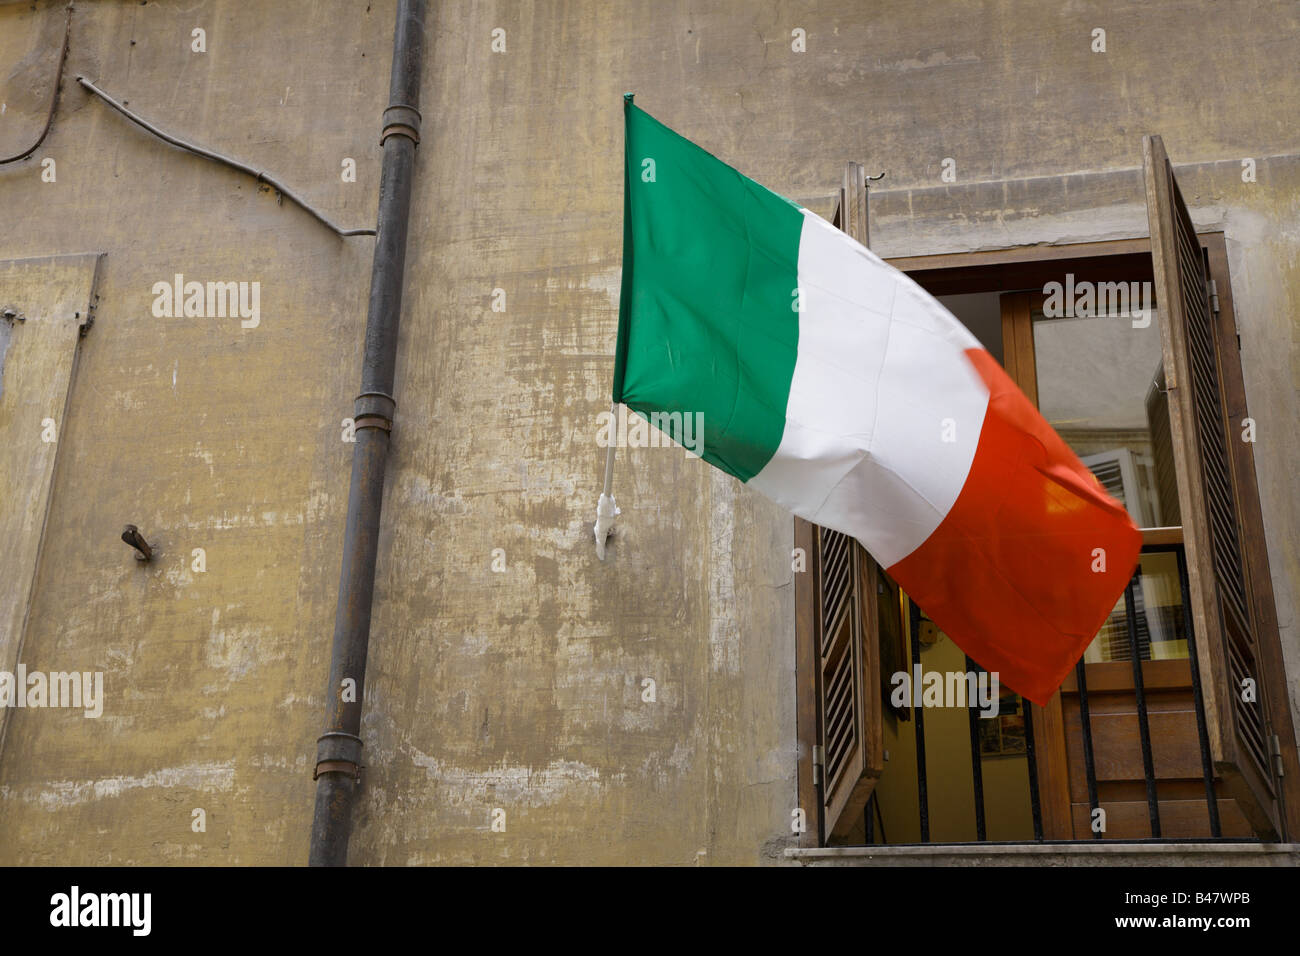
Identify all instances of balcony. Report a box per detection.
[789,533,1298,864]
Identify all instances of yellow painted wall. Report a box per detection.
[0,0,1297,864]
[870,620,1034,846]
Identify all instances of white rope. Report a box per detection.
[594,402,621,560]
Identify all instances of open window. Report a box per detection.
[795,145,1297,846]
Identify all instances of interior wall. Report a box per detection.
[864,607,1035,846]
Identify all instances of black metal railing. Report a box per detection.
[869,541,1226,844]
[1069,542,1222,840]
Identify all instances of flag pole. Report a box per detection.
[595,401,621,560]
[596,94,635,561]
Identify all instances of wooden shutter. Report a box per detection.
[1142,135,1283,838]
[794,164,886,845]
[0,254,102,762]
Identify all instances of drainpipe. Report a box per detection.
[310,0,426,867]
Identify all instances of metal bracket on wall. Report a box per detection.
[313,760,363,784]
[77,291,100,338]
[121,524,153,562]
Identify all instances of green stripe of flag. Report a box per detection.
[613,96,804,482]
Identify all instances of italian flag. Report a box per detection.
[613,97,1141,705]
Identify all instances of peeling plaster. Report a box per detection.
[2,761,236,811]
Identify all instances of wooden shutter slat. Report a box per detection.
[819,528,853,649]
[824,655,854,719]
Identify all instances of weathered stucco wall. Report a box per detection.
[0,0,1296,864]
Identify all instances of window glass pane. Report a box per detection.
[938,292,1003,364]
[1084,550,1189,663]
[1032,286,1188,664]
[0,316,11,401]
[1032,299,1180,528]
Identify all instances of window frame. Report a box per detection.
[795,233,1298,845]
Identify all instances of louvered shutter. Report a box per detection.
[1142,135,1282,838]
[794,164,886,845]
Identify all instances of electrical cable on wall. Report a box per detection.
[0,3,73,166]
[0,3,374,238]
[75,76,376,238]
